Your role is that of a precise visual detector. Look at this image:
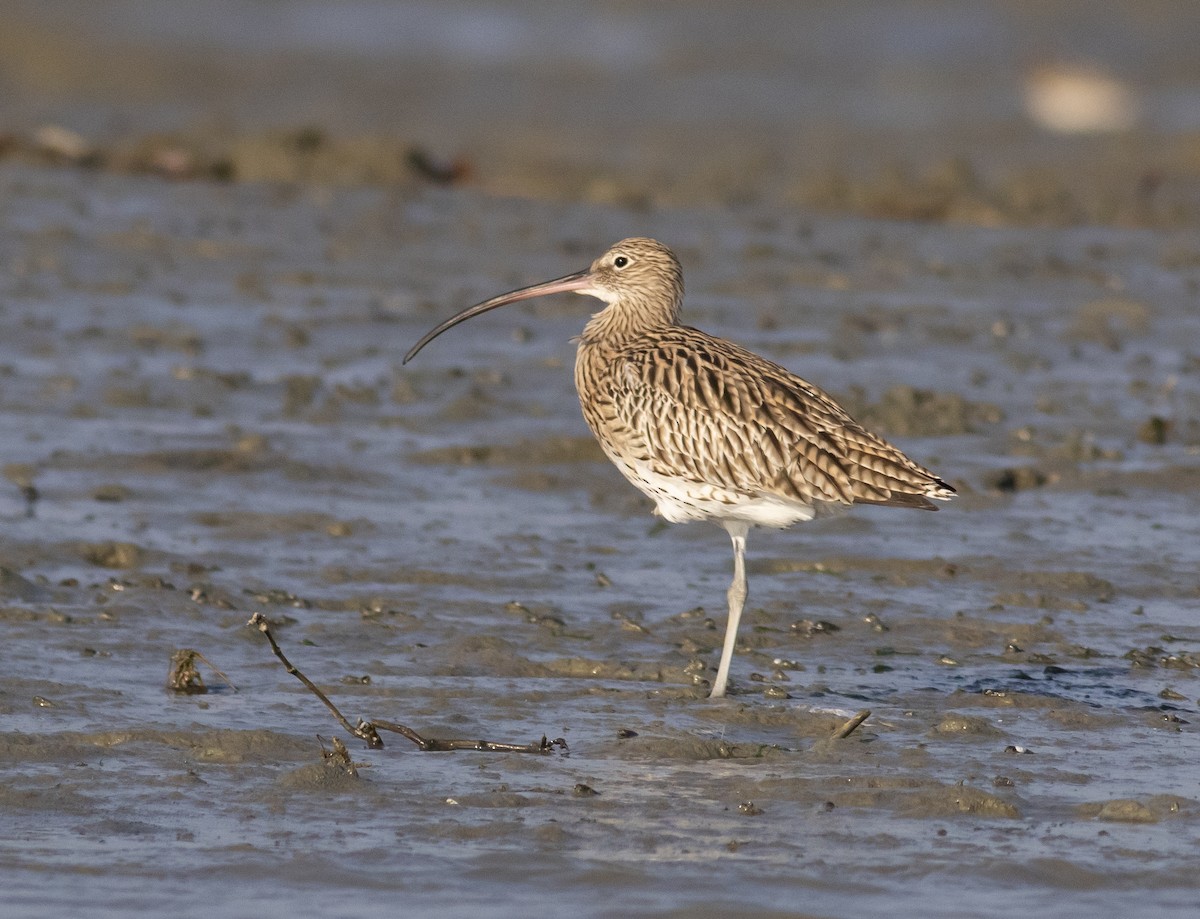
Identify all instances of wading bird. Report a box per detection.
[405,238,954,697]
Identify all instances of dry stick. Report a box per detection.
[247,613,564,755]
[371,719,560,754]
[832,709,871,740]
[248,613,381,747]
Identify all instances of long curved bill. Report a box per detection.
[403,268,594,364]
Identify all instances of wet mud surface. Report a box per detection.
[3,3,1200,918]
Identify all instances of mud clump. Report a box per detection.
[1078,796,1189,824]
[276,761,362,793]
[834,776,1022,819]
[79,541,144,569]
[897,784,1022,819]
[931,713,1003,738]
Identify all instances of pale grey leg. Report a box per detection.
[712,521,749,698]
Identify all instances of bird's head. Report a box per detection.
[403,237,684,363]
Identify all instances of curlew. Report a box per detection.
[404,238,954,698]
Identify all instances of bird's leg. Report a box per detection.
[712,522,750,698]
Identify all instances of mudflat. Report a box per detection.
[1,4,1198,918]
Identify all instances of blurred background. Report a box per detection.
[4,0,1200,223]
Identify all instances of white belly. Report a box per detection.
[613,456,816,529]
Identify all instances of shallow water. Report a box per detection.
[3,3,1200,917]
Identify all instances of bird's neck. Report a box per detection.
[579,296,680,347]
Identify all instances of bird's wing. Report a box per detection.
[604,330,950,509]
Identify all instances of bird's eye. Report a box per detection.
[613,255,630,269]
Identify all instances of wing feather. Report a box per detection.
[592,328,952,511]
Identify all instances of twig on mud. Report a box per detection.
[167,648,238,694]
[832,709,871,740]
[371,719,562,754]
[247,613,379,745]
[247,613,566,755]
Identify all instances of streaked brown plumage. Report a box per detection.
[405,238,954,697]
